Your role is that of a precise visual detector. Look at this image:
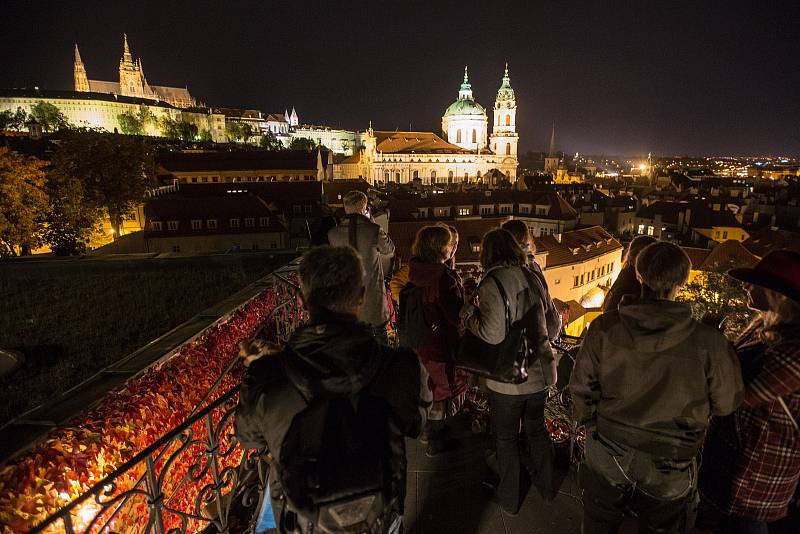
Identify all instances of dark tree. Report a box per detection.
[29,102,69,132]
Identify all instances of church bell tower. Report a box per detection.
[489,63,518,159]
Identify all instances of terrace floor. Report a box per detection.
[403,413,585,534]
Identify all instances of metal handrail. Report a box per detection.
[30,387,239,533]
[29,265,306,533]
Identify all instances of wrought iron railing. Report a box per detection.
[30,263,306,534]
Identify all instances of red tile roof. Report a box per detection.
[533,226,623,269]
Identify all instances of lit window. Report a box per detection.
[647,226,654,236]
[167,221,179,231]
[459,208,471,216]
[207,219,218,229]
[471,243,481,253]
[505,115,511,126]
[245,218,255,227]
[191,219,202,230]
[151,221,163,231]
[230,218,240,228]
[637,224,645,234]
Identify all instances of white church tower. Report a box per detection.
[490,63,518,159]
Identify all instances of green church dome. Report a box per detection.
[443,66,487,117]
[444,98,486,117]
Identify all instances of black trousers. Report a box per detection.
[579,434,696,534]
[488,389,553,512]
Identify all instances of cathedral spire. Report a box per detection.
[548,122,556,157]
[122,33,132,63]
[74,43,89,92]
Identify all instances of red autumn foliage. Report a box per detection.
[0,288,279,533]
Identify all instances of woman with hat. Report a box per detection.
[698,249,800,534]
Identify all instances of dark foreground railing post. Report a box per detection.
[205,411,228,531]
[145,455,166,534]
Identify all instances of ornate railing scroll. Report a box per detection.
[29,263,306,534]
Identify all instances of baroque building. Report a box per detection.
[74,34,197,109]
[335,65,519,184]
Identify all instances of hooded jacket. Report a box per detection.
[235,315,431,515]
[569,298,743,460]
[328,214,395,326]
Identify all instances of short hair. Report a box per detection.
[501,220,530,247]
[298,246,365,313]
[480,228,526,269]
[635,242,690,297]
[342,190,368,214]
[624,235,657,268]
[412,225,452,264]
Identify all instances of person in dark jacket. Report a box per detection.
[235,246,432,533]
[328,190,395,342]
[698,250,800,534]
[602,234,657,312]
[403,225,470,457]
[460,229,561,514]
[570,241,743,534]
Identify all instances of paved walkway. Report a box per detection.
[403,413,584,534]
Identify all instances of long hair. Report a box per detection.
[480,228,526,270]
[412,225,452,264]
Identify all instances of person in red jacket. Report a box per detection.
[406,225,470,457]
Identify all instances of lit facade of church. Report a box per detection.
[74,34,197,109]
[334,65,519,184]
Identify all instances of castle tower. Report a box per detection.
[73,44,90,92]
[118,33,145,98]
[441,66,488,150]
[489,63,518,159]
[544,122,559,173]
[290,107,298,127]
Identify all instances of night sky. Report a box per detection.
[2,1,798,157]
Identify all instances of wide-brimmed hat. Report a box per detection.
[728,249,800,302]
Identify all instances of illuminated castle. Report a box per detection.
[74,34,197,109]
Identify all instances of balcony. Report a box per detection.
[12,260,586,534]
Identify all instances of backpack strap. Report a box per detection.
[347,214,359,248]
[484,273,512,335]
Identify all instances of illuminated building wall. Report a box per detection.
[0,89,226,142]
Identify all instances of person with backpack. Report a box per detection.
[235,246,432,534]
[328,190,395,344]
[397,224,469,457]
[569,241,743,534]
[459,228,561,515]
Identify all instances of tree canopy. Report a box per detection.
[0,108,29,132]
[46,130,156,252]
[117,105,155,136]
[259,131,283,150]
[159,116,199,142]
[225,122,254,144]
[288,137,317,151]
[678,270,752,339]
[29,102,69,132]
[0,148,49,256]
